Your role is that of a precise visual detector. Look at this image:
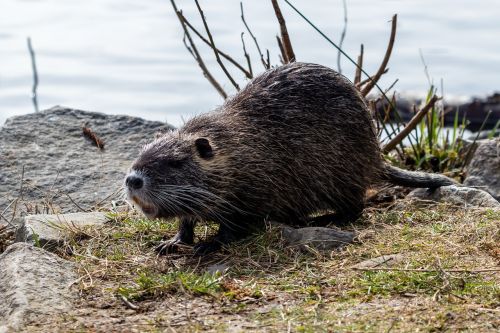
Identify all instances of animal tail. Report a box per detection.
[382,164,457,189]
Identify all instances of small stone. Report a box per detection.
[407,185,499,208]
[206,263,229,275]
[16,212,110,250]
[278,224,355,251]
[0,243,77,332]
[351,254,406,269]
[464,139,499,201]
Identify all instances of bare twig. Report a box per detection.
[240,2,270,69]
[179,12,252,79]
[170,0,227,99]
[276,35,287,64]
[383,95,440,153]
[0,211,15,228]
[337,0,348,73]
[356,69,388,88]
[82,125,105,150]
[352,267,500,273]
[271,0,295,62]
[361,14,397,97]
[460,110,492,172]
[194,0,240,90]
[240,32,253,78]
[384,78,399,94]
[64,192,88,212]
[354,44,363,85]
[27,37,39,113]
[119,294,140,311]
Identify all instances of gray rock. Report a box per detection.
[0,243,77,332]
[279,225,355,251]
[206,263,230,275]
[16,212,110,250]
[0,106,173,217]
[464,139,499,201]
[407,185,499,208]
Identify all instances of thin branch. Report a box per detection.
[361,14,397,97]
[240,2,270,69]
[383,95,440,153]
[384,78,399,94]
[354,44,363,85]
[356,68,388,88]
[271,0,295,62]
[238,35,254,79]
[240,32,253,78]
[337,0,348,73]
[282,0,392,100]
[180,12,252,79]
[170,0,227,99]
[63,192,88,212]
[27,37,39,113]
[276,35,288,63]
[352,267,500,273]
[194,0,240,90]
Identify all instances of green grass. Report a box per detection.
[117,270,224,300]
[39,203,500,332]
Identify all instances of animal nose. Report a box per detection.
[126,175,143,190]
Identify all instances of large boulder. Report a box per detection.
[0,243,77,332]
[0,107,173,218]
[464,139,499,201]
[407,185,499,208]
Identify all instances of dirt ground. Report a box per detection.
[15,199,500,332]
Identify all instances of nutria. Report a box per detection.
[125,62,455,255]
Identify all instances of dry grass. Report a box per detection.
[0,224,15,253]
[22,201,500,332]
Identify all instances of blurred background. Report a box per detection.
[0,0,499,127]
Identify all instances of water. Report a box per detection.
[1,0,499,127]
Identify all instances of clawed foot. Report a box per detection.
[193,240,222,256]
[155,233,192,255]
[156,237,222,256]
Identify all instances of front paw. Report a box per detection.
[155,234,190,255]
[193,240,222,256]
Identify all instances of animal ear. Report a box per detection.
[194,138,214,159]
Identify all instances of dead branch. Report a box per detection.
[271,0,295,62]
[384,78,399,94]
[179,12,252,79]
[194,0,240,91]
[27,37,39,113]
[170,0,227,99]
[240,2,270,69]
[354,44,363,85]
[82,125,105,150]
[240,32,253,78]
[352,267,500,273]
[361,14,397,97]
[383,95,440,153]
[337,0,348,73]
[276,35,288,63]
[356,68,388,88]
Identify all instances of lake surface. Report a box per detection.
[1,0,499,127]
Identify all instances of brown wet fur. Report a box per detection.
[128,62,454,255]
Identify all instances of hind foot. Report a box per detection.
[193,240,222,256]
[193,223,250,256]
[308,210,362,227]
[156,217,196,255]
